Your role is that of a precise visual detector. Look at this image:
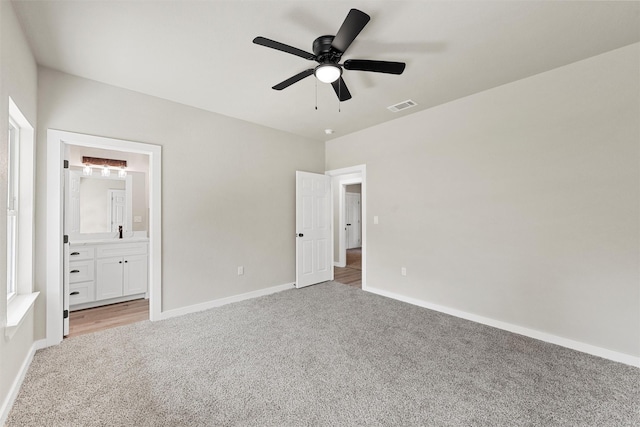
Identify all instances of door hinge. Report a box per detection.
[63,160,69,169]
[63,309,69,319]
[64,235,69,244]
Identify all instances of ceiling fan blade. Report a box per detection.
[253,36,315,60]
[272,69,315,90]
[331,9,370,54]
[331,77,352,101]
[343,59,406,75]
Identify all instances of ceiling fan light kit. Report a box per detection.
[315,64,342,84]
[253,8,406,102]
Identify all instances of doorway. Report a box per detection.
[65,144,151,337]
[46,130,162,346]
[326,165,366,290]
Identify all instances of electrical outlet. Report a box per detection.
[401,267,407,276]
[133,216,142,223]
[374,216,379,224]
[237,266,244,276]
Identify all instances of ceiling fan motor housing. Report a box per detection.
[313,35,342,64]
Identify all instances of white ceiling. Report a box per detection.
[12,1,640,142]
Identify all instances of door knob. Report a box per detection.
[297,233,304,237]
[347,224,351,226]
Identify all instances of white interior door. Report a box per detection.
[62,169,78,336]
[296,171,332,288]
[346,192,361,249]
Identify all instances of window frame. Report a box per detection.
[7,117,19,302]
[5,97,37,338]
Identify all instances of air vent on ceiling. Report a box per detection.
[387,99,417,113]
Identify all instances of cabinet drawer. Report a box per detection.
[69,260,95,283]
[97,243,147,258]
[69,246,95,261]
[69,282,96,306]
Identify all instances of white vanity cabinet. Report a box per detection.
[69,241,148,310]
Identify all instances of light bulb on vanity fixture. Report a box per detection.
[82,156,127,179]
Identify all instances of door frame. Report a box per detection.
[46,129,162,346]
[326,164,367,290]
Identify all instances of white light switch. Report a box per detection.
[401,267,407,276]
[374,216,379,224]
[237,266,244,276]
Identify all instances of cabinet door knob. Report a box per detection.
[70,269,80,273]
[70,291,80,296]
[124,260,128,263]
[119,261,122,264]
[297,233,304,237]
[70,252,80,256]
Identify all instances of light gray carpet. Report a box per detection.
[7,282,640,426]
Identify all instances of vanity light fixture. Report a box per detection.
[82,156,127,178]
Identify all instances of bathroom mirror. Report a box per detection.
[66,170,133,238]
[79,176,127,233]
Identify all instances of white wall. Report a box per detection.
[0,0,38,417]
[326,43,640,358]
[34,67,325,337]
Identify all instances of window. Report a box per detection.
[5,97,37,335]
[7,118,19,301]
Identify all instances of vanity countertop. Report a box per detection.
[70,238,149,245]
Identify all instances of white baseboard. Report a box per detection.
[158,282,295,321]
[333,261,346,268]
[0,339,47,426]
[366,286,640,368]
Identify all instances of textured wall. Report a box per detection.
[35,68,325,325]
[0,0,38,418]
[327,44,640,357]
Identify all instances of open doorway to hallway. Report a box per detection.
[326,165,366,290]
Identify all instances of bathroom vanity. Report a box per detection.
[68,239,148,310]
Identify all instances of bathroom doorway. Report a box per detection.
[46,130,162,346]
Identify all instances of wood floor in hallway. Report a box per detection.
[334,248,362,288]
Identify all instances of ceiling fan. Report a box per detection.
[253,8,406,101]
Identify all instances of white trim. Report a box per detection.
[46,129,162,347]
[158,282,295,321]
[0,339,46,426]
[7,97,35,302]
[325,165,367,290]
[366,286,640,368]
[5,292,39,339]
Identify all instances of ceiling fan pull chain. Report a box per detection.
[315,78,318,110]
[338,81,341,113]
